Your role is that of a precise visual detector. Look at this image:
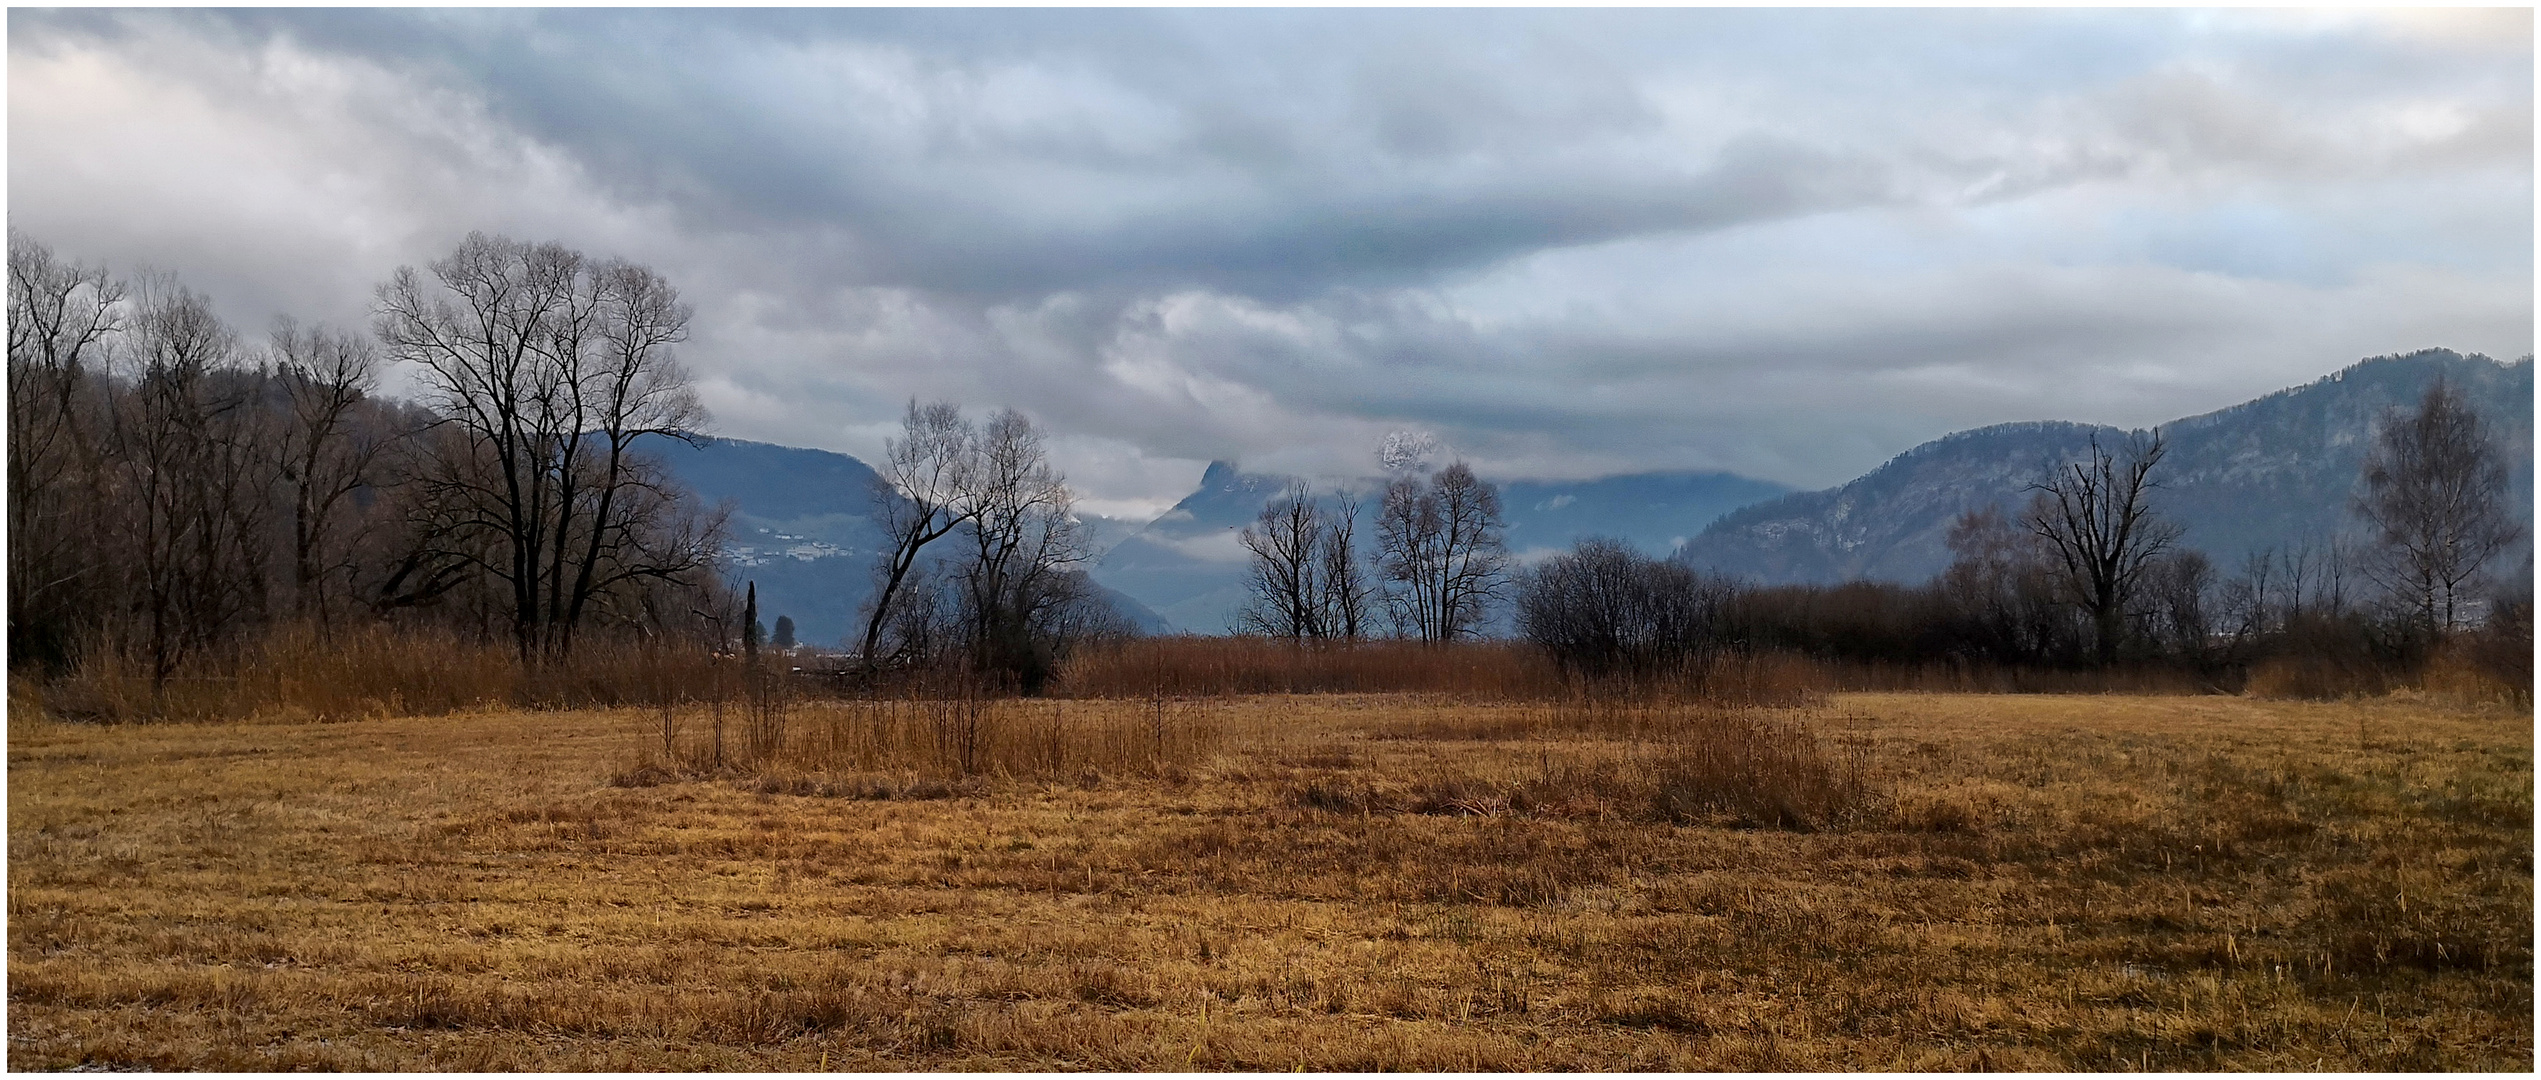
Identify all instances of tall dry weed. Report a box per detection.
[1325,700,1868,831]
[26,622,745,723]
[2420,639,2532,709]
[618,691,1220,791]
[1799,657,2224,695]
[1056,637,1569,699]
[1642,709,1869,830]
[1057,637,1841,705]
[2245,655,2398,701]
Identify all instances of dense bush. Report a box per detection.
[1514,538,1732,678]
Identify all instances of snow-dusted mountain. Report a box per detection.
[1677,350,2535,585]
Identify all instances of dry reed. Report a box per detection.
[2421,637,2534,709]
[1793,656,2229,695]
[1055,637,1569,699]
[616,693,1221,790]
[2245,654,2401,701]
[27,623,743,724]
[1326,696,1868,830]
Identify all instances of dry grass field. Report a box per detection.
[8,689,2531,1070]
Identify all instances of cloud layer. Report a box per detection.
[11,9,2530,517]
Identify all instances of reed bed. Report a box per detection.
[24,622,2526,729]
[1055,637,1569,699]
[1053,636,1832,706]
[25,623,744,724]
[614,694,1222,791]
[1300,700,1871,832]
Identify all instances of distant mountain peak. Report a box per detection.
[1093,460,1792,632]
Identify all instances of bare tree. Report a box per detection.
[1518,537,1728,678]
[2218,538,2356,644]
[2136,550,2215,660]
[374,232,717,662]
[2355,378,2521,633]
[953,409,1089,691]
[875,557,958,667]
[1319,492,1372,641]
[1378,462,1509,641]
[2023,430,2183,665]
[112,273,273,688]
[1237,480,1327,640]
[857,400,976,669]
[269,317,390,623]
[1238,482,1374,642]
[7,231,124,669]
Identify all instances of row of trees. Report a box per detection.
[1512,381,2524,680]
[9,230,1141,697]
[17,223,2518,702]
[7,231,729,688]
[1232,461,1514,643]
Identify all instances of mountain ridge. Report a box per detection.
[648,349,2532,641]
[1677,349,2535,585]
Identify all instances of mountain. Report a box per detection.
[1677,350,2535,585]
[1502,472,1793,557]
[1089,462,1793,634]
[642,435,1170,648]
[645,349,2527,639]
[637,436,893,649]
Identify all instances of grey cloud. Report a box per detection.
[8,8,2529,514]
[1,9,2022,298]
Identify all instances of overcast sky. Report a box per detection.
[11,8,2532,518]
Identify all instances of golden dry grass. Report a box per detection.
[9,691,2530,1069]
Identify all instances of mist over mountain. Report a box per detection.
[1677,350,2535,585]
[1088,464,1793,633]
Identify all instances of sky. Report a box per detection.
[10,8,2532,520]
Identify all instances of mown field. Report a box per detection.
[8,690,2531,1070]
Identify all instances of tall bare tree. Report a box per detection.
[1237,480,1328,640]
[2355,378,2521,633]
[269,317,390,623]
[1377,462,1509,641]
[1238,481,1373,642]
[6,231,124,669]
[2023,430,2182,665]
[1318,492,1372,641]
[374,232,717,662]
[954,409,1088,690]
[857,400,976,669]
[112,273,274,688]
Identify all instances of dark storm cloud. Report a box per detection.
[9,8,2530,513]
